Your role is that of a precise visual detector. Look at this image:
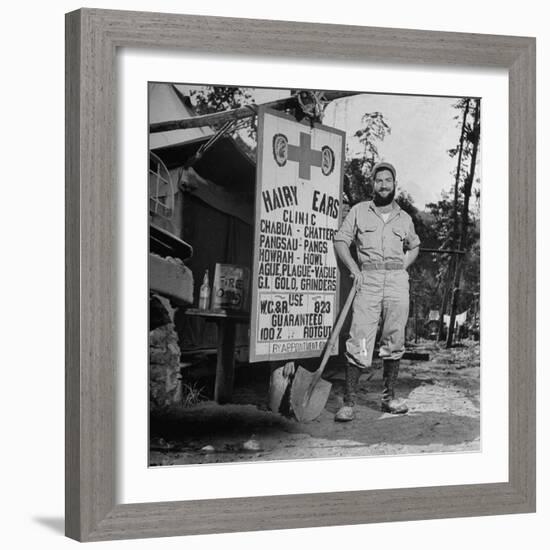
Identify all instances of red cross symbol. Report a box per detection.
[287,132,322,180]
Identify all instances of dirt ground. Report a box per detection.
[149,340,480,466]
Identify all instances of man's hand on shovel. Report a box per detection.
[351,267,363,289]
[334,241,362,290]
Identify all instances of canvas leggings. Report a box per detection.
[346,269,410,368]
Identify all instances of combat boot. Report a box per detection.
[381,359,408,414]
[334,365,362,422]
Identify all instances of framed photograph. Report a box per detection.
[65,8,535,542]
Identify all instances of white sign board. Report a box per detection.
[249,108,345,363]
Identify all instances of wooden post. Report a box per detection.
[184,309,248,405]
[214,318,237,404]
[437,257,454,341]
[414,297,419,344]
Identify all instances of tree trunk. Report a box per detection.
[446,258,463,346]
[446,99,480,348]
[437,101,469,342]
[437,256,454,341]
[451,100,470,252]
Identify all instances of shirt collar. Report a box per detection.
[369,200,401,222]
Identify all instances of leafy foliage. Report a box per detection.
[343,156,372,206]
[188,86,258,156]
[423,97,481,325]
[344,112,391,207]
[190,86,254,119]
[354,112,391,162]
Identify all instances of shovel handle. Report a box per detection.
[308,283,358,387]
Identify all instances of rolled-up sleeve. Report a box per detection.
[404,217,421,250]
[333,205,357,246]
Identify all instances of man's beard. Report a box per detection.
[373,187,396,206]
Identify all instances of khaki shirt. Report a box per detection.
[334,201,420,266]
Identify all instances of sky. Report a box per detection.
[180,85,477,210]
[324,94,465,209]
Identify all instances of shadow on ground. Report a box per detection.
[150,344,480,465]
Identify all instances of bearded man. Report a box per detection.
[332,162,420,421]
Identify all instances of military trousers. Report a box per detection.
[345,267,410,369]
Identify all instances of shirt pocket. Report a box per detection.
[356,221,379,251]
[390,226,407,255]
[392,226,406,241]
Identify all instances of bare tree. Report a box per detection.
[446,98,481,347]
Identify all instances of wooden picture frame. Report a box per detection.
[65,8,536,542]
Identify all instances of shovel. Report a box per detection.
[290,284,358,422]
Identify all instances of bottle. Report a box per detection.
[198,269,211,310]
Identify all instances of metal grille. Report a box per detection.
[149,151,174,219]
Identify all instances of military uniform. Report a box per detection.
[333,198,420,418]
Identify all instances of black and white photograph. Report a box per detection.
[148,83,481,466]
[2,0,544,545]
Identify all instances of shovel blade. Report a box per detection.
[290,366,332,422]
